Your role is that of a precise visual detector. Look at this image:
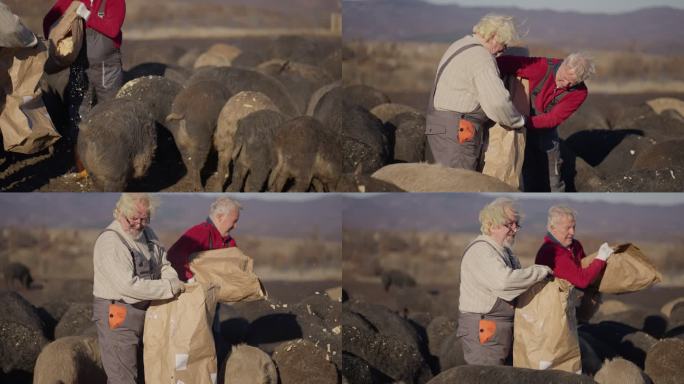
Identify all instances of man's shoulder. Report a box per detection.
[184,221,212,236]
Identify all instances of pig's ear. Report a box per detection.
[166,112,184,122]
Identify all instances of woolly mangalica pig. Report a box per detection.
[257,59,333,115]
[268,116,342,192]
[3,262,33,290]
[186,66,298,117]
[228,109,286,192]
[116,75,182,125]
[77,98,156,191]
[213,91,280,190]
[166,80,231,191]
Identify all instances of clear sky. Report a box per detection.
[424,0,684,14]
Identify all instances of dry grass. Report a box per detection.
[343,41,684,95]
[0,227,340,282]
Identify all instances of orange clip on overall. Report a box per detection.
[108,303,127,329]
[458,119,476,144]
[479,319,496,344]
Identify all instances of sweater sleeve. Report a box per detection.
[539,242,606,289]
[496,55,539,77]
[85,0,125,39]
[167,227,205,281]
[469,243,549,302]
[93,233,175,301]
[529,87,588,129]
[472,62,525,128]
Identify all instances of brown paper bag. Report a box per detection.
[0,43,61,153]
[144,283,218,384]
[581,243,661,294]
[45,1,84,73]
[189,247,266,303]
[482,76,528,190]
[513,278,581,373]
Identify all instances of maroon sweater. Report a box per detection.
[496,56,588,130]
[167,219,237,282]
[43,0,125,48]
[535,234,606,289]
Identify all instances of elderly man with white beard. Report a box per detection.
[456,197,552,366]
[92,193,184,384]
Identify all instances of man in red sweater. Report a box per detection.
[167,196,241,368]
[497,52,595,192]
[167,196,241,281]
[43,0,125,171]
[535,205,613,289]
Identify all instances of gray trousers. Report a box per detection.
[93,297,147,384]
[426,117,485,170]
[523,129,565,192]
[456,298,515,366]
[66,48,123,140]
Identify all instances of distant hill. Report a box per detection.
[0,194,342,241]
[342,0,684,54]
[342,194,684,242]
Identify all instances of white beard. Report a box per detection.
[125,228,144,239]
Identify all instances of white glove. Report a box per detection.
[534,264,553,280]
[169,278,185,296]
[76,3,91,21]
[596,242,614,261]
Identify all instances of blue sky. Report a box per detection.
[424,0,684,14]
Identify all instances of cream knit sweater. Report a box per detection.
[92,220,178,303]
[458,234,551,314]
[433,35,525,129]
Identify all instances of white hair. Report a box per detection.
[473,14,520,46]
[209,196,242,219]
[479,197,521,235]
[113,193,158,220]
[547,205,577,231]
[563,52,596,82]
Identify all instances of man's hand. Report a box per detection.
[534,264,553,280]
[596,242,614,261]
[169,278,185,296]
[76,3,91,21]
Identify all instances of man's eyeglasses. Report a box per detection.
[504,221,521,231]
[126,215,150,225]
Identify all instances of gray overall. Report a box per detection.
[93,229,160,384]
[523,59,579,192]
[456,240,517,366]
[425,44,489,170]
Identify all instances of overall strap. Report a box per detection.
[431,44,480,101]
[463,240,515,268]
[97,0,107,18]
[99,229,156,276]
[100,229,136,276]
[530,58,560,99]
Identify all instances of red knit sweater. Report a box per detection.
[43,0,125,48]
[535,235,606,289]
